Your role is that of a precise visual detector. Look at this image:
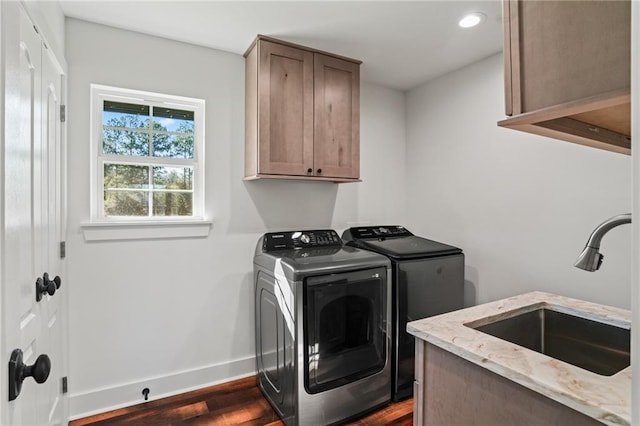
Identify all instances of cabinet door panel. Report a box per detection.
[314,54,359,179]
[499,0,631,154]
[258,41,314,175]
[514,0,630,113]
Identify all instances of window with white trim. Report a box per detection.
[91,85,205,220]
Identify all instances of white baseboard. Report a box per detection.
[68,355,256,420]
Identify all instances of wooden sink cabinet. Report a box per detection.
[413,341,603,425]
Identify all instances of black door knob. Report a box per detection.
[36,273,61,302]
[8,349,51,401]
[44,272,62,290]
[35,277,55,301]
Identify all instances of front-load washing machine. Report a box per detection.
[254,229,391,425]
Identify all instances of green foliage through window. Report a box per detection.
[100,99,198,217]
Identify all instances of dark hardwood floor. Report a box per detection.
[69,376,413,426]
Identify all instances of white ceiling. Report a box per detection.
[59,1,504,91]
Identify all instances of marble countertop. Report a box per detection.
[407,291,631,426]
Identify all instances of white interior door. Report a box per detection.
[2,4,67,424]
[40,35,66,426]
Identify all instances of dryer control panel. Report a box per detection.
[263,230,342,251]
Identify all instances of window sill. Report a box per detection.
[80,219,212,241]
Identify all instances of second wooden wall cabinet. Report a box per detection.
[244,35,361,182]
[498,0,631,154]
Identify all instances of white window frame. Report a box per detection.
[84,84,210,240]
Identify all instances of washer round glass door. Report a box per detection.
[303,267,387,394]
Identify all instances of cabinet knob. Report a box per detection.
[307,168,313,174]
[317,168,322,174]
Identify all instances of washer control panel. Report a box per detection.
[263,230,342,251]
[347,226,413,239]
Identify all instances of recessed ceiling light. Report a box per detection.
[458,12,486,28]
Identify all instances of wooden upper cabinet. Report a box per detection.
[499,0,631,155]
[257,41,314,176]
[245,36,361,182]
[314,54,360,179]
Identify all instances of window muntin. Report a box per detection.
[91,85,204,220]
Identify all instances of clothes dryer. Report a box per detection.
[254,230,392,425]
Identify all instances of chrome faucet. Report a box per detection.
[574,213,631,272]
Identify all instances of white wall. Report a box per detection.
[65,19,405,418]
[406,53,632,309]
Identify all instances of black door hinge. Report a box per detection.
[61,376,68,394]
[60,241,66,259]
[60,105,66,123]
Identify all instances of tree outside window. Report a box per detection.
[91,85,204,220]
